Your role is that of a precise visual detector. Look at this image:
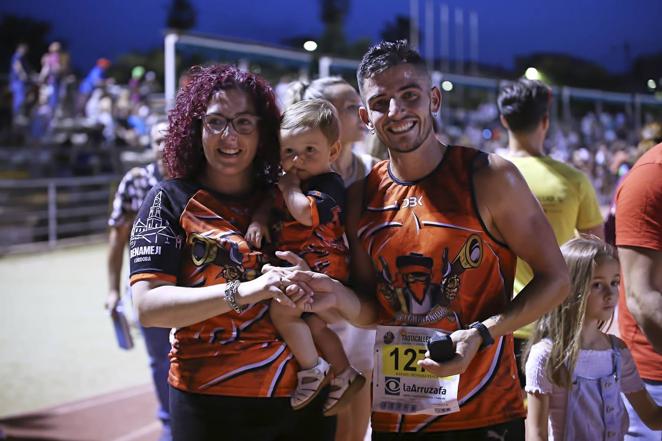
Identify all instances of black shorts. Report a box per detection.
[372,418,525,441]
[170,386,336,441]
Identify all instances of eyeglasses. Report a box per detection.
[202,113,260,135]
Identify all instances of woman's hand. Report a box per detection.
[238,270,313,308]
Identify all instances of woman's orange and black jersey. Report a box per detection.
[129,179,298,398]
[357,146,525,432]
[271,172,349,282]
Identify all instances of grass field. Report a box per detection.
[0,242,151,418]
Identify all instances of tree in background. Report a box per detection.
[515,53,621,91]
[381,15,411,42]
[318,0,349,56]
[632,53,662,93]
[166,0,196,31]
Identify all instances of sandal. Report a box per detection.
[291,357,332,410]
[323,366,366,416]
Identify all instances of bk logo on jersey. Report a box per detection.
[401,196,423,208]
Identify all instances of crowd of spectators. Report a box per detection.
[5,41,660,198]
[5,42,164,177]
[438,102,661,204]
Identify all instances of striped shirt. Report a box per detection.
[108,163,162,227]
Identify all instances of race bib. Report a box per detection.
[373,325,460,415]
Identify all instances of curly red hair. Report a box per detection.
[164,64,281,184]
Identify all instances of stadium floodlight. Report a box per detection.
[303,40,318,52]
[525,67,541,80]
[441,80,454,92]
[647,79,657,90]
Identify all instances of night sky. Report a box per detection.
[3,0,662,74]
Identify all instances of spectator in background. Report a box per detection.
[140,70,159,97]
[39,41,63,116]
[107,120,172,441]
[96,94,116,144]
[605,122,662,245]
[615,141,662,440]
[78,58,111,115]
[524,236,661,440]
[497,78,604,389]
[9,43,30,122]
[274,73,295,109]
[129,65,145,105]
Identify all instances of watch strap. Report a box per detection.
[469,321,494,349]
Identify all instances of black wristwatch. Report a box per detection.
[469,321,494,349]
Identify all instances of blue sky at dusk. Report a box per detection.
[2,0,662,73]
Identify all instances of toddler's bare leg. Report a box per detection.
[305,314,350,374]
[270,301,318,369]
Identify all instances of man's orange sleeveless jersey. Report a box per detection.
[271,172,349,282]
[357,146,525,433]
[129,179,298,398]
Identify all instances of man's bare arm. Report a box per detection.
[418,154,569,377]
[345,179,379,327]
[618,246,662,353]
[478,154,570,338]
[107,223,132,310]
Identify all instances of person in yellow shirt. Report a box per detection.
[497,79,604,387]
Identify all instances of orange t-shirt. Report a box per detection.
[615,143,662,381]
[357,146,524,433]
[129,179,298,397]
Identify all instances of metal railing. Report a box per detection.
[0,175,120,254]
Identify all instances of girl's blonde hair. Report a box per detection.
[523,235,618,388]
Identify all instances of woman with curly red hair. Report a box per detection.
[128,64,336,440]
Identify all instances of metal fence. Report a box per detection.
[0,175,120,254]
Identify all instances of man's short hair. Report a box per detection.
[497,79,551,133]
[356,40,428,94]
[281,99,340,144]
